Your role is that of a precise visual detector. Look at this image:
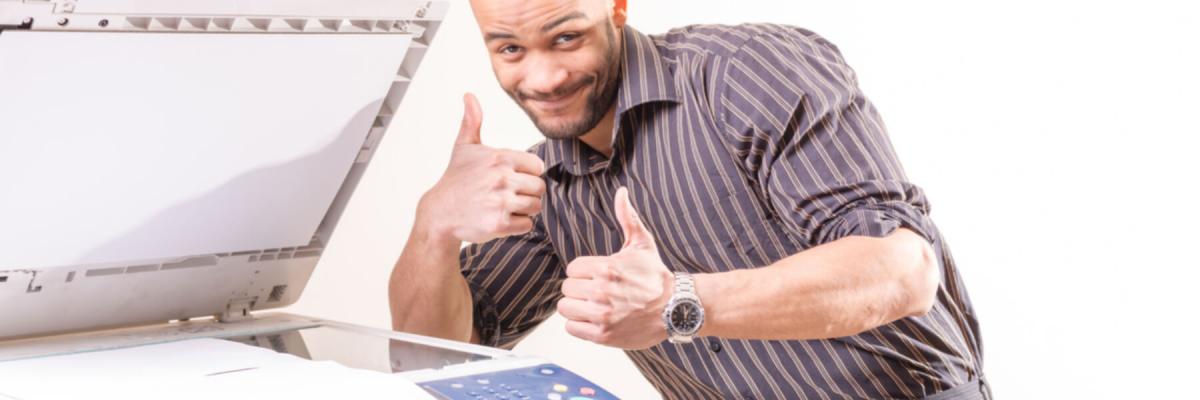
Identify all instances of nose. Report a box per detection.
[521,53,571,97]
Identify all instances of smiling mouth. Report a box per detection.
[520,76,594,113]
[526,86,585,113]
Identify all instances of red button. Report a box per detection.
[580,387,596,396]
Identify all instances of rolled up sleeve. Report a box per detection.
[459,214,564,349]
[716,25,937,247]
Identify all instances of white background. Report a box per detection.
[286,1,1200,398]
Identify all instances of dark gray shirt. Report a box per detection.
[461,23,984,399]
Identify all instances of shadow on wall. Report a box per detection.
[77,100,384,266]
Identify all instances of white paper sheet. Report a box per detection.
[0,338,434,400]
[0,31,412,268]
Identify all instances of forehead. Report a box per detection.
[471,0,603,33]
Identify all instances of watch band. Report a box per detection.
[664,271,704,344]
[674,271,695,295]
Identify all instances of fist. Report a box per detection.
[557,187,674,350]
[420,93,547,244]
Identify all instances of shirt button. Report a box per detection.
[709,340,722,353]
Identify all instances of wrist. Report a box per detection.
[413,192,460,250]
[693,272,720,338]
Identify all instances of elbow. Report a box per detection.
[901,235,940,318]
[885,229,940,319]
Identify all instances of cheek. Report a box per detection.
[490,62,523,94]
[575,48,612,81]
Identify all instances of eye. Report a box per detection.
[554,33,580,45]
[498,44,522,55]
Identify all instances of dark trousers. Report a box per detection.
[923,377,993,400]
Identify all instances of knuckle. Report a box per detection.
[596,329,613,344]
[490,215,509,233]
[488,152,507,168]
[491,174,509,191]
[598,309,613,324]
[602,281,621,297]
[599,263,619,281]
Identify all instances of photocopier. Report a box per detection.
[0,1,619,399]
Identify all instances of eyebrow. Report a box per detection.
[483,11,587,44]
[540,11,587,33]
[484,31,517,43]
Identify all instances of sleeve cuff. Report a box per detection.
[465,278,502,348]
[814,200,936,246]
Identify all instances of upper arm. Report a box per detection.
[459,214,564,349]
[714,25,937,247]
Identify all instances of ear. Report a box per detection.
[611,0,627,29]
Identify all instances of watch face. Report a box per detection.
[670,299,703,334]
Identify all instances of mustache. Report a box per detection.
[516,75,596,102]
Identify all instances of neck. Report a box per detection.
[577,104,618,157]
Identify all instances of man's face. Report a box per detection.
[470,0,623,140]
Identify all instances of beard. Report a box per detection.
[509,23,622,140]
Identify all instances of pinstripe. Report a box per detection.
[459,24,983,399]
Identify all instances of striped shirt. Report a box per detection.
[460,24,984,399]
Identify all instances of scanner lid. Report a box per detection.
[0,0,448,340]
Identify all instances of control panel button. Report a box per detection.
[539,368,556,375]
[579,387,596,396]
[547,394,563,400]
[552,384,568,393]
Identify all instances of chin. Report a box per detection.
[535,119,590,140]
[527,106,592,140]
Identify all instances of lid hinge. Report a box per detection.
[216,297,257,323]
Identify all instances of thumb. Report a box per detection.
[614,187,654,250]
[456,92,482,145]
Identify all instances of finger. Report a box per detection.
[456,93,482,145]
[565,256,608,278]
[507,194,542,217]
[557,297,608,323]
[504,150,546,176]
[508,173,547,198]
[560,278,602,302]
[614,186,653,250]
[564,319,604,343]
[497,214,533,236]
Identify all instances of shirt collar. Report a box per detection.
[543,25,681,178]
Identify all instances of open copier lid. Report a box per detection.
[0,0,448,340]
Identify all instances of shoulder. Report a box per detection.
[651,24,856,120]
[652,23,848,69]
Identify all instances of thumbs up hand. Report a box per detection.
[419,93,547,244]
[557,187,675,350]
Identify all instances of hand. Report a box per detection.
[557,187,674,349]
[419,93,547,244]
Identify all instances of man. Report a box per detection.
[389,0,988,398]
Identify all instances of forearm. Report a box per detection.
[696,228,939,340]
[388,204,478,343]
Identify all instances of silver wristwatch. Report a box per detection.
[662,271,705,344]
